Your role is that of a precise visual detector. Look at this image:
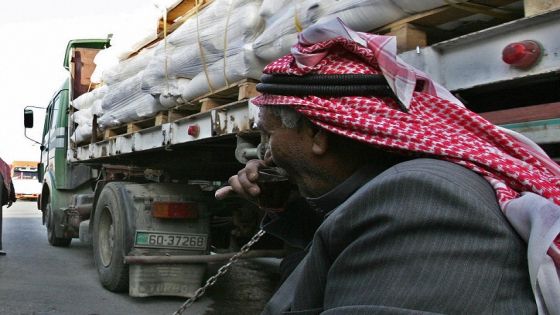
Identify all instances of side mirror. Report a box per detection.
[24,109,34,128]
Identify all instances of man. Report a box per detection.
[0,157,16,256]
[216,19,559,314]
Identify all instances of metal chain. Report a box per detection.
[173,229,267,315]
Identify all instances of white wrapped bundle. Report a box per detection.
[90,6,161,84]
[97,71,165,129]
[90,0,184,84]
[177,43,266,102]
[71,124,94,144]
[141,0,263,96]
[72,107,94,126]
[71,86,108,144]
[101,46,157,85]
[70,108,94,144]
[253,0,447,61]
[158,78,191,108]
[140,44,176,95]
[167,0,262,47]
[72,85,108,110]
[258,0,290,18]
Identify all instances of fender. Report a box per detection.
[40,170,91,238]
[39,170,56,224]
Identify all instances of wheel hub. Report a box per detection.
[98,207,115,267]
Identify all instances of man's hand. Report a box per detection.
[215,159,269,201]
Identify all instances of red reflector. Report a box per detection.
[152,202,199,219]
[502,40,541,68]
[187,125,200,137]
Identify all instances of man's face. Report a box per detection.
[257,107,316,193]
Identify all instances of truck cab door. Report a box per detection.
[41,87,69,190]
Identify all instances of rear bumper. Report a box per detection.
[16,193,39,200]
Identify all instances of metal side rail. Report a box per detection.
[71,100,259,162]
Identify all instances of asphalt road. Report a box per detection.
[0,201,280,315]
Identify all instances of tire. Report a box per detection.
[92,184,129,292]
[46,203,72,247]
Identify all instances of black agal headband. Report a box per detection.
[256,74,408,112]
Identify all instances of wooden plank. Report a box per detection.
[375,6,451,33]
[167,0,199,22]
[200,98,227,112]
[238,81,260,100]
[524,0,560,16]
[375,0,520,32]
[71,48,101,100]
[127,123,141,134]
[103,111,170,140]
[168,109,192,122]
[193,79,259,103]
[479,102,560,125]
[443,1,519,20]
[155,112,169,125]
[156,0,212,39]
[387,23,427,53]
[104,129,118,139]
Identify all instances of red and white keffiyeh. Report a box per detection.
[252,18,560,314]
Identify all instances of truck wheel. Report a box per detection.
[46,203,72,247]
[92,184,128,292]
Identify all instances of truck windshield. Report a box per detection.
[13,170,38,180]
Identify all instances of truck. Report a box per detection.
[23,0,560,299]
[10,161,42,200]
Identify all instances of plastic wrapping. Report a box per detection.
[70,107,94,143]
[178,43,266,102]
[253,0,446,61]
[101,46,157,85]
[71,124,93,144]
[97,71,165,129]
[90,0,183,83]
[74,0,455,145]
[72,85,108,110]
[141,0,263,96]
[70,86,108,144]
[72,107,94,126]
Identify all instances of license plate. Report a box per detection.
[135,231,207,250]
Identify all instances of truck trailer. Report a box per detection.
[23,0,560,299]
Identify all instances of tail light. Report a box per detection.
[502,40,541,69]
[151,201,199,219]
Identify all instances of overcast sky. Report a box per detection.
[0,0,156,164]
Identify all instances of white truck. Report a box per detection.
[10,161,42,200]
[23,0,560,298]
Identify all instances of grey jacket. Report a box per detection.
[262,158,536,314]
